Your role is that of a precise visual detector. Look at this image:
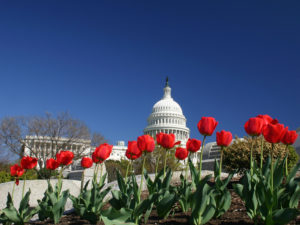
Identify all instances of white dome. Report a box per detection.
[143,80,190,143]
[152,90,183,114]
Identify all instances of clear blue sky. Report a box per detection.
[0,1,299,145]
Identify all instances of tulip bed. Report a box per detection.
[0,115,299,225]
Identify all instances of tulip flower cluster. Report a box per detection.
[10,156,37,198]
[2,114,298,225]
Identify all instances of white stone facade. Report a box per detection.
[23,136,91,161]
[143,81,190,144]
[109,141,127,161]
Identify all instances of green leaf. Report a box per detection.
[273,208,299,225]
[19,189,31,214]
[189,157,199,186]
[156,192,177,219]
[99,173,107,187]
[116,169,126,193]
[109,190,124,210]
[53,190,69,224]
[289,189,300,208]
[287,163,300,184]
[273,158,285,188]
[201,201,216,224]
[6,192,14,208]
[2,207,22,224]
[162,168,172,189]
[214,159,220,178]
[262,157,271,177]
[101,208,134,225]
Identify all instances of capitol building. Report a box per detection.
[109,78,191,161]
[143,79,190,143]
[24,79,220,167]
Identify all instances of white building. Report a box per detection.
[109,141,127,161]
[144,78,190,143]
[23,79,220,167]
[23,136,91,159]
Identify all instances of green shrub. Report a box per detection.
[0,169,39,184]
[37,168,58,179]
[223,136,298,175]
[0,171,13,183]
[105,159,131,182]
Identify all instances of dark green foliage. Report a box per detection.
[105,159,131,182]
[211,160,234,218]
[187,158,217,225]
[37,180,69,224]
[223,136,298,175]
[175,174,193,213]
[37,168,58,179]
[0,171,13,183]
[0,169,38,184]
[190,175,216,225]
[70,174,111,224]
[0,189,39,225]
[234,157,300,225]
[107,169,159,224]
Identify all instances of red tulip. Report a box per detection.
[156,132,164,145]
[56,150,74,166]
[216,130,233,147]
[81,157,93,168]
[271,119,279,124]
[16,179,19,186]
[10,164,24,177]
[244,117,264,136]
[126,141,142,160]
[262,123,285,143]
[197,117,218,136]
[46,158,60,170]
[20,156,38,170]
[175,147,188,160]
[186,138,201,153]
[137,135,155,153]
[281,128,298,145]
[92,143,113,163]
[256,114,273,126]
[156,133,178,149]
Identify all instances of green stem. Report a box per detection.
[155,153,160,177]
[125,160,130,183]
[80,169,85,193]
[99,163,103,185]
[285,145,289,177]
[260,137,264,171]
[250,137,255,177]
[199,136,207,182]
[128,159,133,179]
[58,167,63,198]
[163,149,168,178]
[139,154,147,203]
[93,163,98,182]
[185,154,190,180]
[12,178,16,201]
[219,147,224,177]
[22,171,27,199]
[271,143,274,193]
[95,163,99,182]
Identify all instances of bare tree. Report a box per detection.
[0,112,106,177]
[91,132,108,148]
